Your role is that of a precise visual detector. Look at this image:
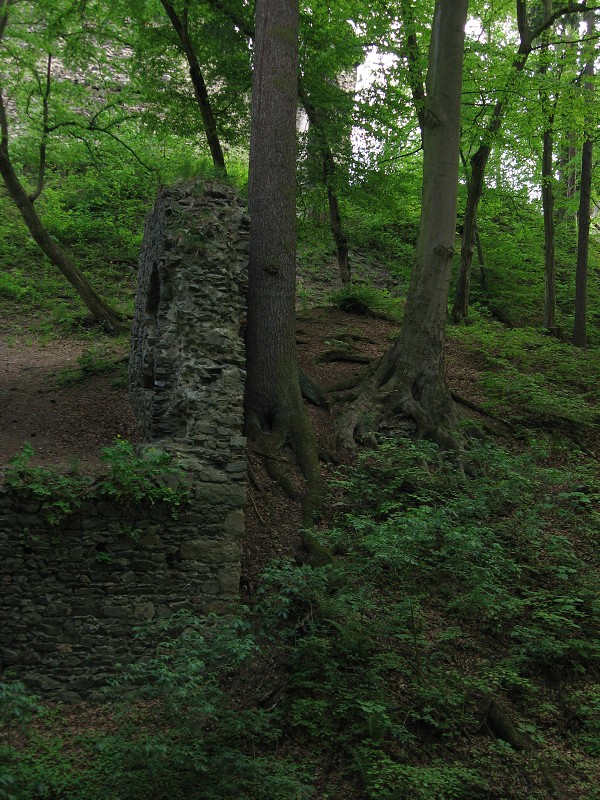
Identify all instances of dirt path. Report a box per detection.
[0,332,138,473]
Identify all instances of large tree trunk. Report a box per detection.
[573,11,595,348]
[203,0,351,287]
[337,0,468,450]
[159,0,227,173]
[245,0,321,521]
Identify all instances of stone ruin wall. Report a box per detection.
[0,180,248,701]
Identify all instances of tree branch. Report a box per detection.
[530,4,600,45]
[377,143,423,164]
[398,0,426,137]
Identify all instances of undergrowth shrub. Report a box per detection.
[449,318,600,431]
[3,439,189,524]
[329,284,403,321]
[2,437,598,799]
[4,442,93,525]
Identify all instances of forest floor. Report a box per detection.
[0,305,493,584]
[1,304,599,800]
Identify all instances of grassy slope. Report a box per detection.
[1,172,599,800]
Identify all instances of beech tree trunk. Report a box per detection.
[245,0,321,518]
[159,0,227,173]
[573,11,595,348]
[337,0,468,450]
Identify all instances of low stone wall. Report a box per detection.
[0,180,249,700]
[0,472,244,702]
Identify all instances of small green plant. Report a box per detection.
[95,551,115,564]
[4,443,92,525]
[361,752,487,800]
[54,346,125,386]
[88,612,313,800]
[99,439,189,514]
[0,681,41,747]
[4,440,189,526]
[0,682,45,800]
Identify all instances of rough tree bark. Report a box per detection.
[159,0,227,173]
[245,0,322,522]
[573,10,595,348]
[0,1,126,334]
[203,0,351,287]
[336,0,468,451]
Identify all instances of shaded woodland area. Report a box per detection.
[1,0,599,798]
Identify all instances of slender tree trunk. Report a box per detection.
[337,0,468,450]
[573,11,595,348]
[245,0,321,520]
[573,136,591,346]
[0,144,127,333]
[299,88,351,286]
[542,126,557,330]
[540,0,557,332]
[159,0,227,173]
[475,227,487,289]
[451,1,593,323]
[0,3,126,333]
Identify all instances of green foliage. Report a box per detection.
[449,317,600,431]
[3,435,600,798]
[329,283,403,321]
[342,168,422,276]
[0,682,40,737]
[3,440,189,525]
[0,617,313,800]
[253,437,599,796]
[54,346,126,386]
[4,443,93,525]
[361,753,486,800]
[0,682,51,800]
[99,439,189,513]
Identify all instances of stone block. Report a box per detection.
[102,606,131,619]
[223,510,244,537]
[179,538,242,563]
[134,602,156,620]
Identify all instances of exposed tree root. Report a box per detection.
[327,371,369,395]
[299,370,329,409]
[317,349,372,364]
[335,355,461,456]
[450,390,516,430]
[246,405,331,565]
[485,700,563,798]
[249,491,266,525]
